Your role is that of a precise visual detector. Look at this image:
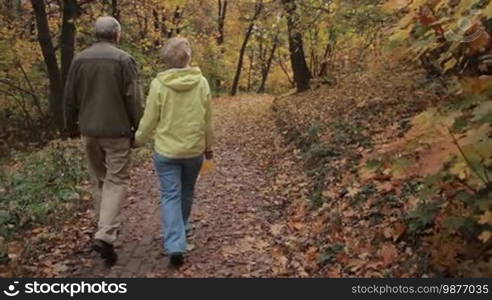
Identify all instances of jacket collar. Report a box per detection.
[94,39,117,46]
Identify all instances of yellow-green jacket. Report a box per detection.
[135,67,215,158]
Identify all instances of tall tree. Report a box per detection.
[111,0,120,21]
[31,0,79,132]
[60,0,79,89]
[258,34,279,93]
[282,0,311,92]
[217,0,227,45]
[230,0,263,96]
[216,0,228,90]
[31,0,64,130]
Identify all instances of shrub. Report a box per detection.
[0,140,88,239]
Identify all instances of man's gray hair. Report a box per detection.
[94,16,121,40]
[162,37,192,68]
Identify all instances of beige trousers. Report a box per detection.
[83,136,131,244]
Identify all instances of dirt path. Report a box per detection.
[69,95,284,278]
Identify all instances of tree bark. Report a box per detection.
[216,0,228,90]
[247,50,254,92]
[217,0,227,45]
[278,55,295,88]
[282,0,311,92]
[31,0,64,131]
[230,1,262,96]
[61,0,79,90]
[111,0,120,21]
[258,36,278,93]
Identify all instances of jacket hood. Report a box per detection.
[157,67,203,92]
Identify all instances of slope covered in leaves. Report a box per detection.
[272,46,492,276]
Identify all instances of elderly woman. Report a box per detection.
[135,37,215,268]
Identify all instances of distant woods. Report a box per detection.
[0,0,381,147]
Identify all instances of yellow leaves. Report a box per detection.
[478,210,492,225]
[450,124,492,186]
[449,160,470,180]
[380,0,411,12]
[479,231,492,243]
[443,57,458,73]
[270,223,283,236]
[346,186,361,197]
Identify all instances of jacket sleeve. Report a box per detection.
[122,56,144,132]
[63,59,79,133]
[203,79,215,152]
[134,79,161,146]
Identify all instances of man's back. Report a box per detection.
[64,41,142,137]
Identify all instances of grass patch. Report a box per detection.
[0,140,89,239]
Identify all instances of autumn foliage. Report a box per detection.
[1,0,492,278]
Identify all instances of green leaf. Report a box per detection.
[366,159,382,171]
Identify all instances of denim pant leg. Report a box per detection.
[181,156,204,227]
[153,154,186,254]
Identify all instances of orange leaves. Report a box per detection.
[383,222,408,242]
[478,210,492,226]
[200,160,216,175]
[466,23,492,56]
[479,231,492,243]
[380,243,399,268]
[419,5,445,36]
[460,76,492,95]
[429,236,465,271]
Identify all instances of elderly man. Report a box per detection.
[63,16,143,266]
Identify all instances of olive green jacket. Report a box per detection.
[63,41,143,137]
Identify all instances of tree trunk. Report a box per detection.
[217,0,227,45]
[230,1,262,96]
[278,56,295,88]
[111,0,120,21]
[319,41,332,77]
[31,0,63,131]
[247,50,254,92]
[319,28,336,77]
[258,36,278,93]
[216,0,228,90]
[282,0,310,92]
[61,0,79,90]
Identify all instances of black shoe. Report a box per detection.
[92,239,118,267]
[168,253,184,269]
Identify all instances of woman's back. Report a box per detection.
[152,67,211,158]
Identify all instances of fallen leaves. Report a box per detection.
[479,231,492,243]
[478,210,492,225]
[380,244,399,268]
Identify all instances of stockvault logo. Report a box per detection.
[3,281,20,297]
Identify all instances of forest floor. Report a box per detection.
[6,56,492,278]
[50,95,305,278]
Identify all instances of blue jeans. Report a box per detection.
[153,153,203,254]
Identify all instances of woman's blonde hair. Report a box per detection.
[161,37,192,68]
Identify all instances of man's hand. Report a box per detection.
[205,151,214,160]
